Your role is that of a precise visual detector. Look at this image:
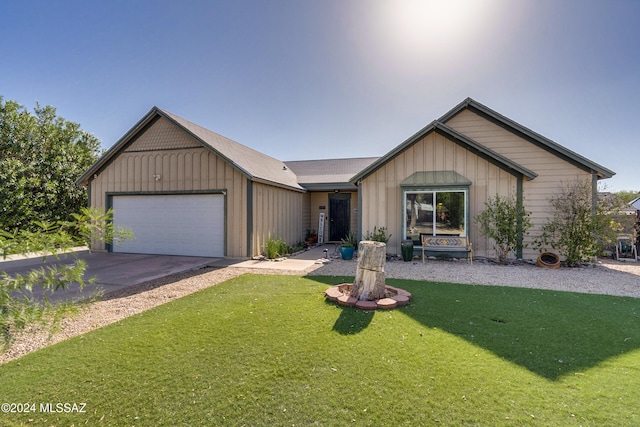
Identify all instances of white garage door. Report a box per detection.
[112,194,224,257]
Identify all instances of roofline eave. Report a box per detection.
[250,177,306,193]
[439,98,615,179]
[298,182,358,191]
[350,121,537,184]
[350,121,439,183]
[76,106,162,186]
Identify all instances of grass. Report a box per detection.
[1,273,639,426]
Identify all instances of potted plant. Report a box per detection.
[305,229,318,245]
[340,232,358,260]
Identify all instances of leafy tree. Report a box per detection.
[0,97,101,231]
[614,190,640,204]
[535,180,627,267]
[475,194,532,264]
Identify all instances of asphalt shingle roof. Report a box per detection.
[160,109,303,191]
[285,157,379,189]
[78,107,303,191]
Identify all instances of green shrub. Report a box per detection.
[288,241,306,254]
[475,194,532,264]
[0,208,128,349]
[340,232,358,248]
[265,237,288,259]
[363,226,391,243]
[534,180,627,266]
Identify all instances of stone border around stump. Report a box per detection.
[325,284,412,310]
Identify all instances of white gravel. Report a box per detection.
[1,256,639,365]
[310,256,640,298]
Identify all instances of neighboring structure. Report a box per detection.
[78,98,615,260]
[630,197,640,252]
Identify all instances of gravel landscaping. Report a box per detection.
[1,255,639,365]
[315,256,640,298]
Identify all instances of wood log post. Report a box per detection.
[351,241,387,301]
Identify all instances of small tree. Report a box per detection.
[475,194,532,264]
[535,180,625,267]
[0,208,129,349]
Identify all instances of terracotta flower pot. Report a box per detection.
[537,252,560,269]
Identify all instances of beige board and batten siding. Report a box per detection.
[359,131,516,258]
[89,117,249,258]
[251,182,304,257]
[445,109,593,259]
[301,192,312,241]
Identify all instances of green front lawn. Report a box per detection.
[1,274,639,426]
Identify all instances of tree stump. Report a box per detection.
[351,241,387,301]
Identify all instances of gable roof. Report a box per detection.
[77,107,303,191]
[351,120,538,183]
[439,98,615,179]
[284,157,379,190]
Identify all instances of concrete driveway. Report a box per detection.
[0,250,220,303]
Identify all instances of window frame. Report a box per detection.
[402,187,469,246]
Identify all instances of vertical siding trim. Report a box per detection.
[87,180,92,208]
[516,175,524,259]
[246,178,253,258]
[591,173,598,215]
[357,180,363,241]
[105,194,114,252]
[223,190,228,257]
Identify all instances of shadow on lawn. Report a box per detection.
[309,275,640,381]
[329,300,375,335]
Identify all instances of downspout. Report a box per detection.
[357,180,363,241]
[516,175,524,259]
[86,179,92,208]
[591,173,598,215]
[105,194,113,253]
[246,179,253,258]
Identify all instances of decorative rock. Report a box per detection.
[355,300,378,310]
[324,287,342,301]
[376,298,398,309]
[324,284,412,310]
[393,294,411,305]
[337,294,357,306]
[395,289,412,298]
[338,284,352,293]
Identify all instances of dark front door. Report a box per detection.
[329,194,350,241]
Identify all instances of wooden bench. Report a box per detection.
[421,235,473,264]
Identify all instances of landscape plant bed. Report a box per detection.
[324,283,412,309]
[0,274,639,426]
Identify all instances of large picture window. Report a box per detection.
[404,189,467,245]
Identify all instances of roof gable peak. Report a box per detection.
[439,98,614,179]
[78,106,303,191]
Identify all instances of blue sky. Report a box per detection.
[1,0,638,191]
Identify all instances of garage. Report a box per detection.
[111,194,225,257]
